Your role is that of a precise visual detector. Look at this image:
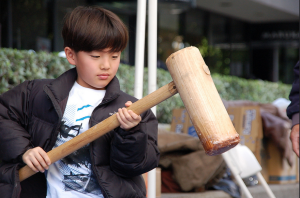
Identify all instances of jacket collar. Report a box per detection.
[45,67,120,104]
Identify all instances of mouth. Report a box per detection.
[97,74,109,80]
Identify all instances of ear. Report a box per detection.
[64,47,77,65]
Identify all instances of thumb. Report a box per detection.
[125,101,132,107]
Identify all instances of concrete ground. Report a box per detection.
[160,183,299,198]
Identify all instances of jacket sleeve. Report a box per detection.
[0,80,34,163]
[286,61,299,127]
[110,109,160,178]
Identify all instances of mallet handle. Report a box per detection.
[19,81,177,182]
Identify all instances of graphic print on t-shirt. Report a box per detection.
[46,82,105,198]
[54,104,102,196]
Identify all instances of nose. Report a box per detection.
[100,58,110,70]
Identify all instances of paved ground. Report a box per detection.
[160,183,299,198]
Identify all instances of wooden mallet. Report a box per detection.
[19,46,239,182]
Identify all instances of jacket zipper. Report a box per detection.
[88,95,119,198]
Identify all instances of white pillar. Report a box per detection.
[134,0,147,99]
[147,0,158,197]
[148,0,158,104]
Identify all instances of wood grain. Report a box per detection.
[166,46,240,155]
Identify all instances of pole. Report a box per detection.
[222,152,253,198]
[134,0,147,99]
[147,0,158,197]
[256,172,276,198]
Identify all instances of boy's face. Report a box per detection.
[66,48,121,90]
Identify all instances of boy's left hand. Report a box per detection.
[117,101,142,130]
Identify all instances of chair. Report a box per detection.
[222,144,276,198]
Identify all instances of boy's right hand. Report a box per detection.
[22,147,51,173]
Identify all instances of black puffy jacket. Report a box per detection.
[0,68,160,198]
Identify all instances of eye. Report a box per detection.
[112,55,119,59]
[91,55,100,58]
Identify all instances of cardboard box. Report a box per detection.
[253,137,263,165]
[266,140,298,184]
[226,106,263,152]
[259,142,269,183]
[227,106,264,167]
[170,108,190,134]
[170,108,198,137]
[170,106,264,163]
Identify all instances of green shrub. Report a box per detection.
[0,48,292,123]
[0,48,73,93]
[212,74,291,104]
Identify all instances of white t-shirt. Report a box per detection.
[46,82,106,198]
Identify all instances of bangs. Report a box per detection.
[62,7,128,52]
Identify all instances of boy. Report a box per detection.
[0,6,159,198]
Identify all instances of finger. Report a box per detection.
[30,147,48,172]
[22,155,37,172]
[117,109,128,128]
[128,110,141,120]
[290,130,299,157]
[122,108,133,121]
[30,157,45,172]
[293,145,299,157]
[118,108,127,123]
[35,147,50,167]
[116,111,123,124]
[291,138,299,157]
[26,160,39,173]
[125,101,132,107]
[38,148,51,166]
[36,151,50,170]
[34,155,48,172]
[292,141,299,157]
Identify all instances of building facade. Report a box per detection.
[0,0,299,83]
